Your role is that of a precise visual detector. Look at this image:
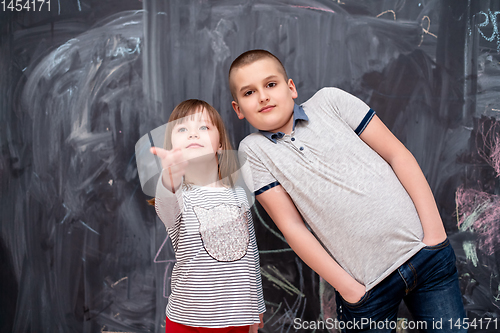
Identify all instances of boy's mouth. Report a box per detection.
[259,105,275,113]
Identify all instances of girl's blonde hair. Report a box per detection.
[148,99,238,205]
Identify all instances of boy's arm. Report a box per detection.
[257,185,366,303]
[359,115,447,246]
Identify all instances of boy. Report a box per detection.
[229,50,466,332]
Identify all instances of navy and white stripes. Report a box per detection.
[156,185,265,328]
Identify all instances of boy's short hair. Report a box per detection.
[228,49,288,100]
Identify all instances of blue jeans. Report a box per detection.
[335,238,466,332]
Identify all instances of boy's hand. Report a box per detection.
[150,147,188,193]
[339,280,366,304]
[249,313,264,333]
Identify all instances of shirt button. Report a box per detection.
[291,137,295,141]
[299,147,304,151]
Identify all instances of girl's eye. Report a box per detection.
[177,127,187,132]
[200,125,208,130]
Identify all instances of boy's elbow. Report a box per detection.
[387,148,418,169]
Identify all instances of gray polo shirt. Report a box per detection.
[239,87,425,291]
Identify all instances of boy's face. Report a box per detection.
[231,58,298,133]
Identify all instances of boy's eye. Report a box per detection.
[244,90,253,96]
[267,82,276,88]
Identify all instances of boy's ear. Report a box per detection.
[232,101,245,120]
[288,78,298,99]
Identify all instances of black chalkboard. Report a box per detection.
[2,0,500,332]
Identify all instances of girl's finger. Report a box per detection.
[150,147,168,159]
[152,147,181,164]
[151,147,188,172]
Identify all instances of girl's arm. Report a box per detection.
[151,147,188,229]
[249,313,264,333]
[257,186,366,304]
[359,115,447,246]
[154,169,183,229]
[244,193,265,331]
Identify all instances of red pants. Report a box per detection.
[165,317,250,333]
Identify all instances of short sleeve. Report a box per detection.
[238,141,279,195]
[320,87,375,135]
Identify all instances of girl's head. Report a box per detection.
[164,99,238,186]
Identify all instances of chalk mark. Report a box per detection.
[263,301,282,325]
[154,235,176,299]
[463,241,479,267]
[272,293,307,333]
[492,274,500,302]
[259,249,293,254]
[477,10,500,53]
[261,265,305,297]
[376,10,396,20]
[79,220,100,235]
[291,5,335,14]
[419,16,437,47]
[111,276,128,288]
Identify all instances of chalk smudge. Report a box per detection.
[456,118,500,256]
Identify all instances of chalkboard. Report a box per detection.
[1,0,500,332]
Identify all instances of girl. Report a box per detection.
[150,99,265,333]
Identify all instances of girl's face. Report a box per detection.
[170,109,221,161]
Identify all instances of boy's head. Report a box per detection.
[229,49,298,133]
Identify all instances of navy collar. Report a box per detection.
[259,104,309,143]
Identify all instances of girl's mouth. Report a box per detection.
[186,143,204,148]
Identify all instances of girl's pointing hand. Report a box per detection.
[150,147,188,193]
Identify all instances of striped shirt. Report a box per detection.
[155,178,265,328]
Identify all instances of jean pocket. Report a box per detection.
[422,237,449,251]
[343,289,371,308]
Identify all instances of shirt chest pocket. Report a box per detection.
[193,204,250,262]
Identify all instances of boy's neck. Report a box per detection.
[269,113,294,135]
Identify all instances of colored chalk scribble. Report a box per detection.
[456,118,500,256]
[454,117,500,320]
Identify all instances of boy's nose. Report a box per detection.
[259,91,270,103]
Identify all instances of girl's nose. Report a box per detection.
[189,131,199,139]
